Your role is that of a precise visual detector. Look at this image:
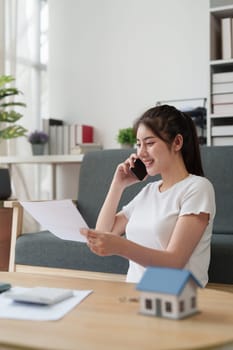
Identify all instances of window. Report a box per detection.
[4,0,48,144]
[165,301,172,313]
[3,0,49,201]
[191,296,196,309]
[179,300,185,313]
[145,298,152,310]
[40,0,49,119]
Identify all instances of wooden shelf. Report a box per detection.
[208,2,233,145]
[0,155,84,200]
[0,154,84,165]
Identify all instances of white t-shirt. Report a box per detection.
[122,175,216,286]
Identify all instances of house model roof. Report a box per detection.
[136,267,202,295]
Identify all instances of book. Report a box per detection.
[49,125,58,155]
[212,125,233,136]
[43,118,64,155]
[212,72,233,83]
[56,125,64,155]
[43,120,94,154]
[63,125,70,154]
[76,124,94,143]
[42,118,64,133]
[70,143,102,155]
[212,136,233,146]
[70,124,94,149]
[221,17,233,59]
[212,82,233,94]
[213,103,233,115]
[69,124,77,152]
[212,93,233,104]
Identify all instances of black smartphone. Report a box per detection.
[130,158,147,181]
[0,282,11,293]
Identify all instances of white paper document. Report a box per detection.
[20,199,88,242]
[0,287,92,321]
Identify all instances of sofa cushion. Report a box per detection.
[208,234,233,284]
[201,146,233,235]
[15,231,129,274]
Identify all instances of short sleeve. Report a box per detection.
[179,177,216,220]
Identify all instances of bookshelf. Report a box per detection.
[208,1,233,145]
[42,118,98,155]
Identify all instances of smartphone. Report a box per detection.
[130,158,147,181]
[0,282,11,293]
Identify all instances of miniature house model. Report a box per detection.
[136,267,202,320]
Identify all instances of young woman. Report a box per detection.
[81,105,216,286]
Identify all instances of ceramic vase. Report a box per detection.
[31,144,45,155]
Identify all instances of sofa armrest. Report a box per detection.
[3,201,24,271]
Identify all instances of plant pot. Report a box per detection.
[31,144,45,155]
[0,168,11,200]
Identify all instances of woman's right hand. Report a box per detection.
[113,153,140,188]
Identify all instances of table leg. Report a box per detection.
[51,163,57,199]
[0,206,13,271]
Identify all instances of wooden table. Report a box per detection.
[0,272,232,350]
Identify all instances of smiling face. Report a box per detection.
[136,123,182,177]
[133,104,204,178]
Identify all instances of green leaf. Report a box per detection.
[0,87,21,99]
[0,111,23,123]
[0,102,26,108]
[117,127,136,145]
[0,125,27,139]
[0,75,15,88]
[0,74,27,141]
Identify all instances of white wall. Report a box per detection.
[49,0,209,149]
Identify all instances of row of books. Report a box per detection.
[211,71,233,115]
[211,120,233,144]
[211,16,233,145]
[212,136,233,146]
[42,118,101,155]
[212,125,233,137]
[221,17,233,60]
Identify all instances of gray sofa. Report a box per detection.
[201,146,233,284]
[10,147,233,284]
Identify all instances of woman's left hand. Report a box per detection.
[80,228,121,256]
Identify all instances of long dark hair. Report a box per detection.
[133,104,204,176]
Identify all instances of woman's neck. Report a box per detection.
[159,159,189,192]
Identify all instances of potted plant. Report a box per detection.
[117,127,136,148]
[0,75,27,140]
[28,130,49,155]
[0,75,27,200]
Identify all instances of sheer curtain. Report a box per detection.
[4,0,49,231]
[0,0,6,155]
